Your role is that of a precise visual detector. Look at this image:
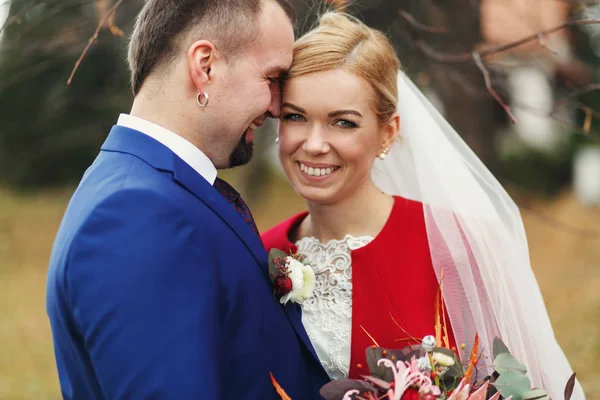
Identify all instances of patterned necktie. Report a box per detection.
[213,177,259,236]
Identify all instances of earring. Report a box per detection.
[377,146,389,160]
[197,92,209,107]
[275,137,279,144]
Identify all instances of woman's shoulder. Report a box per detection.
[260,211,309,251]
[390,195,427,226]
[364,196,428,249]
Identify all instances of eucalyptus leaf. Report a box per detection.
[494,370,532,400]
[319,379,377,400]
[402,346,427,361]
[523,389,550,400]
[493,337,510,358]
[268,249,288,280]
[493,352,528,375]
[365,347,392,381]
[364,347,407,381]
[268,248,287,264]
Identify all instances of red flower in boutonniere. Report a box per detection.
[268,249,316,305]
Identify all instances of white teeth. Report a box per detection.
[249,123,257,131]
[299,163,337,177]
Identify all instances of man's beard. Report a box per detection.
[228,131,254,167]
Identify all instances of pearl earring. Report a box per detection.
[378,146,389,160]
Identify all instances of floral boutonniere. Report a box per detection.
[268,249,316,305]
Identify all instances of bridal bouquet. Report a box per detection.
[313,287,577,400]
[270,288,578,400]
[271,334,577,400]
[270,280,577,400]
[316,335,577,400]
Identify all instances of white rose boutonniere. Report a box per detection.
[268,249,316,305]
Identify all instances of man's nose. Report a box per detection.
[266,82,282,119]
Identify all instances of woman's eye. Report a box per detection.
[281,113,305,122]
[334,119,358,129]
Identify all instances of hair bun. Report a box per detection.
[289,3,400,123]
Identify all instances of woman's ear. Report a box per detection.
[383,112,400,148]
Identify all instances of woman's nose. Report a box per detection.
[302,127,330,155]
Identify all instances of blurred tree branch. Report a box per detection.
[406,14,600,123]
[66,0,125,84]
[398,9,447,33]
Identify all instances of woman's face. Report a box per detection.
[278,68,398,205]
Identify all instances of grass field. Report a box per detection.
[0,179,598,399]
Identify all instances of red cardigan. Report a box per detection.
[261,196,456,379]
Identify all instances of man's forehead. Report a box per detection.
[266,58,292,75]
[256,1,294,66]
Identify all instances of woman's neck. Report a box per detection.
[300,180,394,244]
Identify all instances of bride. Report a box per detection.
[261,9,584,399]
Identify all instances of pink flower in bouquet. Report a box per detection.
[446,379,470,400]
[365,356,432,400]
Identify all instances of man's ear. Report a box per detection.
[187,40,218,92]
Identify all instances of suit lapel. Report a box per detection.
[101,125,268,276]
[102,126,324,370]
[170,155,269,273]
[168,144,324,371]
[284,303,324,369]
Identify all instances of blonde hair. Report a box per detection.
[288,11,400,123]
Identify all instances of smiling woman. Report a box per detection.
[262,9,583,399]
[263,12,448,385]
[278,68,396,205]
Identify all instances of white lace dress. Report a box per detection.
[295,234,374,380]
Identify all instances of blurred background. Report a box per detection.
[1,0,600,398]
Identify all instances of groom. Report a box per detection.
[46,0,329,398]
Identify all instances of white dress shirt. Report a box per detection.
[116,113,217,185]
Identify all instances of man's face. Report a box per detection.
[210,1,294,168]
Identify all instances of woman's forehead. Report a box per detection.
[283,69,374,113]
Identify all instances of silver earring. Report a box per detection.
[197,92,209,107]
[275,137,279,144]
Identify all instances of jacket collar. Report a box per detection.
[101,125,268,271]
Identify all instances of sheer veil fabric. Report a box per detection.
[371,70,584,399]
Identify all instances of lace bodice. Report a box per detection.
[295,234,373,380]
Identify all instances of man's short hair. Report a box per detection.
[127,0,295,95]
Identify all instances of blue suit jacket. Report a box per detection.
[46,125,330,399]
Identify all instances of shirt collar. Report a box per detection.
[116,113,217,185]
